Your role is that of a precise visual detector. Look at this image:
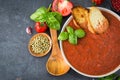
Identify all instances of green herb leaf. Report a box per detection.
[46,14,60,30]
[36,7,48,13]
[98,74,118,80]
[47,12,62,23]
[58,32,69,40]
[66,26,74,34]
[69,33,77,45]
[92,2,96,6]
[54,12,62,24]
[30,12,41,21]
[36,12,47,22]
[30,7,62,30]
[47,4,52,12]
[118,76,120,80]
[30,7,48,22]
[75,29,85,38]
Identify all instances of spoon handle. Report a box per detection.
[50,29,60,55]
[50,29,58,45]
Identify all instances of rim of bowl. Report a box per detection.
[59,7,120,78]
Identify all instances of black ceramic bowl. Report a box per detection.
[110,0,120,15]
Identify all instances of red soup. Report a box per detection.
[62,11,120,75]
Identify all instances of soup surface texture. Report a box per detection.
[62,11,120,75]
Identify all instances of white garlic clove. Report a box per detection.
[26,26,32,35]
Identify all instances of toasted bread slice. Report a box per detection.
[72,6,89,29]
[89,7,109,34]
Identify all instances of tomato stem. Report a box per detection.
[40,22,45,26]
[92,2,96,6]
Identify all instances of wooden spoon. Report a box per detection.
[46,29,70,76]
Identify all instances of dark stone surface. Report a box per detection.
[0,0,119,80]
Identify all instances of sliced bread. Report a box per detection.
[72,6,89,29]
[89,7,109,34]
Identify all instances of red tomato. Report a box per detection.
[35,22,47,33]
[92,0,104,5]
[52,0,60,12]
[52,0,73,16]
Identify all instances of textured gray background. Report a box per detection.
[0,0,119,80]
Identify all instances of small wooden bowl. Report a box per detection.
[28,33,52,57]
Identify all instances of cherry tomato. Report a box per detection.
[35,22,47,33]
[52,0,73,16]
[92,0,104,5]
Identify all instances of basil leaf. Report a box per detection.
[30,7,62,30]
[69,33,77,45]
[98,74,118,80]
[36,7,48,13]
[118,76,120,80]
[30,7,48,22]
[31,12,47,22]
[30,12,41,21]
[37,13,47,22]
[54,12,62,24]
[98,77,112,80]
[75,29,85,38]
[47,12,62,23]
[46,15,60,30]
[58,32,69,40]
[66,26,74,34]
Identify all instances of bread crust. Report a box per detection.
[72,6,109,34]
[89,7,109,34]
[72,6,89,29]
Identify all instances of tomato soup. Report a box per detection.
[62,11,120,75]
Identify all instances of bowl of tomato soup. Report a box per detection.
[60,7,120,78]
